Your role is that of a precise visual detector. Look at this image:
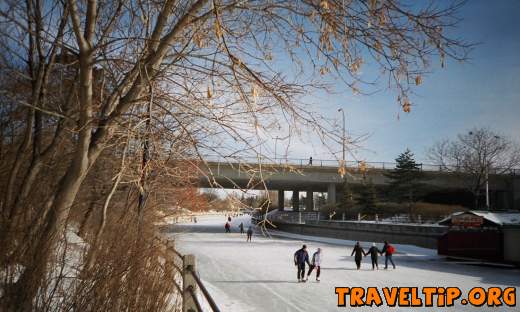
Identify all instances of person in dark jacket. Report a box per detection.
[225,222,231,233]
[381,241,396,269]
[246,226,253,242]
[351,242,365,270]
[365,243,381,270]
[294,245,311,282]
[239,222,244,234]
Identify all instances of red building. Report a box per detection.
[438,211,520,264]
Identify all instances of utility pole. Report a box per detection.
[338,108,346,175]
[274,136,280,161]
[338,108,345,163]
[485,167,490,210]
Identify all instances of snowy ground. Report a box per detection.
[168,214,519,312]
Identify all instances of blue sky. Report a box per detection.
[281,0,520,165]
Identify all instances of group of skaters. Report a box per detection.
[350,241,396,270]
[293,241,396,283]
[224,216,253,242]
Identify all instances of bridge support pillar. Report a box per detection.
[306,190,314,211]
[278,190,284,211]
[327,183,336,206]
[292,190,300,211]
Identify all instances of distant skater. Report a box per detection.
[246,226,253,242]
[365,243,381,270]
[228,216,232,222]
[307,248,322,282]
[225,222,231,233]
[294,245,311,282]
[381,241,396,269]
[351,242,365,270]
[239,222,244,234]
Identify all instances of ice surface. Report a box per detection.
[170,214,520,312]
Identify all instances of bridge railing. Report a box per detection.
[201,155,520,175]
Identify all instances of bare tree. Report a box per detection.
[428,127,520,209]
[0,0,472,309]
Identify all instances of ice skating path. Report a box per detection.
[167,214,519,312]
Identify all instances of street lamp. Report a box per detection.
[338,108,346,167]
[469,132,499,210]
[274,136,280,161]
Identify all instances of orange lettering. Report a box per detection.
[410,287,422,306]
[503,287,516,307]
[398,287,410,306]
[383,287,399,307]
[365,287,383,307]
[335,287,349,307]
[468,287,486,307]
[487,287,502,307]
[422,287,437,307]
[446,287,461,306]
[350,287,365,307]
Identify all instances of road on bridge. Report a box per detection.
[168,215,519,312]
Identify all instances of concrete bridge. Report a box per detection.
[196,160,520,211]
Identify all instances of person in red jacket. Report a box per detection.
[380,241,396,269]
[225,222,231,233]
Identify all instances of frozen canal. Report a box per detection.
[168,215,519,312]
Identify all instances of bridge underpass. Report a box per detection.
[195,160,520,211]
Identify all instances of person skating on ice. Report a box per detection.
[246,226,253,242]
[307,248,322,282]
[294,244,311,282]
[365,243,381,270]
[381,241,396,269]
[351,242,365,270]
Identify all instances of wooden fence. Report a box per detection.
[157,237,221,312]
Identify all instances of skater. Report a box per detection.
[193,216,197,223]
[365,243,381,270]
[351,242,365,270]
[239,222,244,234]
[307,248,322,282]
[225,222,231,233]
[381,241,396,269]
[294,245,311,282]
[246,226,253,242]
[227,216,232,222]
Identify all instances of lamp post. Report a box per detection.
[338,108,346,166]
[469,132,499,210]
[274,136,280,161]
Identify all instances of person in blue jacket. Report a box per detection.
[294,245,311,282]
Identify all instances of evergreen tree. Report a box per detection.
[356,178,378,215]
[339,177,355,219]
[384,149,425,217]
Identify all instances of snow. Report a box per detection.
[170,214,520,312]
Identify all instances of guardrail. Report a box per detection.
[158,237,221,312]
[200,155,520,175]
